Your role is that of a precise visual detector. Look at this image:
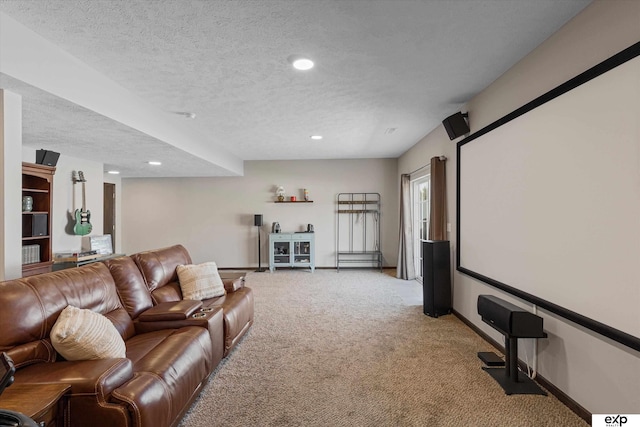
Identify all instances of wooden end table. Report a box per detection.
[0,383,70,427]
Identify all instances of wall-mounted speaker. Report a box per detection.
[442,112,470,140]
[35,149,60,167]
[254,214,263,227]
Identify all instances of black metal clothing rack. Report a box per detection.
[336,193,382,271]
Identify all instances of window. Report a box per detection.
[412,174,430,282]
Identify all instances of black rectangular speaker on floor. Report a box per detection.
[423,240,452,317]
[442,112,470,140]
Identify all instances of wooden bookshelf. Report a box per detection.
[22,162,55,277]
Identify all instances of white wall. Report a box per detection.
[398,0,640,415]
[120,159,398,268]
[0,90,23,280]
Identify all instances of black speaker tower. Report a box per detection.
[422,240,452,317]
[254,215,265,272]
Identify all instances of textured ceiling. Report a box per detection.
[0,0,591,177]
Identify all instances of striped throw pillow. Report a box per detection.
[51,305,126,360]
[177,262,226,300]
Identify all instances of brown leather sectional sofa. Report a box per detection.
[0,245,253,427]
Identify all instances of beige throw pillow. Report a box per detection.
[51,305,126,360]
[177,262,226,300]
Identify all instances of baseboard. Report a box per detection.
[452,309,591,425]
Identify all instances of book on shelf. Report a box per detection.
[22,244,41,265]
[54,250,101,263]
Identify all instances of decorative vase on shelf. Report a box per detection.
[278,195,285,202]
[22,196,33,212]
[275,185,285,202]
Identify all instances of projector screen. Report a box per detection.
[457,42,640,351]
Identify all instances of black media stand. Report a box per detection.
[477,295,548,395]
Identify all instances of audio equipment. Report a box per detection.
[422,240,452,318]
[31,213,48,237]
[442,112,469,140]
[477,295,547,395]
[477,295,545,338]
[254,214,265,272]
[22,213,47,238]
[35,149,60,167]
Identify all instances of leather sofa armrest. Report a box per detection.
[15,358,134,398]
[222,275,245,293]
[137,300,203,322]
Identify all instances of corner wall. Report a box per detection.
[398,0,640,414]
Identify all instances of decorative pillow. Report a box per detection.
[176,261,226,300]
[51,305,126,360]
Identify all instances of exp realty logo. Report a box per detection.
[593,414,640,427]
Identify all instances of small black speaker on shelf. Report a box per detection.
[22,214,48,238]
[35,149,60,167]
[254,214,263,227]
[442,112,469,140]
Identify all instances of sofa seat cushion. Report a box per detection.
[202,287,254,356]
[51,305,127,361]
[124,326,213,420]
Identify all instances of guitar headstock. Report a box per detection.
[73,171,87,183]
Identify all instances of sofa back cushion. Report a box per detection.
[131,245,192,304]
[0,262,133,368]
[103,256,153,319]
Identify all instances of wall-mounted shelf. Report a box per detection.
[274,201,314,203]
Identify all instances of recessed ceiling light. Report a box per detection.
[148,161,162,166]
[107,170,120,174]
[174,111,196,119]
[288,55,314,71]
[310,135,323,140]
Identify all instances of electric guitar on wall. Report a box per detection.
[73,171,92,236]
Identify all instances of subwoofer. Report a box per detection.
[22,214,48,238]
[31,213,48,237]
[422,240,452,318]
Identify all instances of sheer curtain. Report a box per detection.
[428,156,447,241]
[396,174,415,280]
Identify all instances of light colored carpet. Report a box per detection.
[179,270,588,427]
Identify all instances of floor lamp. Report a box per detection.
[254,214,265,272]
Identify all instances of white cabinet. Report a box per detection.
[269,232,315,272]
